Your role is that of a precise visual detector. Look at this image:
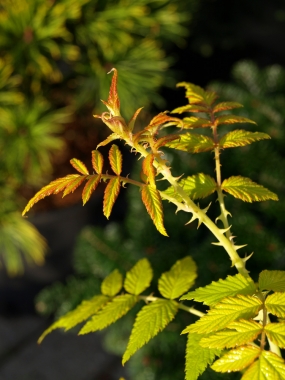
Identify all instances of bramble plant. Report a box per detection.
[23,69,285,380]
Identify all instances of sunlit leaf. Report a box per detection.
[82,175,101,205]
[62,176,86,197]
[181,274,256,306]
[171,104,209,114]
[265,292,285,318]
[38,294,109,343]
[128,107,143,132]
[103,68,120,116]
[221,176,278,202]
[122,299,178,364]
[215,115,256,127]
[185,333,221,380]
[109,144,123,175]
[200,319,262,349]
[101,269,123,297]
[165,133,214,153]
[154,135,180,150]
[141,185,168,236]
[92,150,104,174]
[213,102,243,113]
[96,133,120,149]
[211,345,260,373]
[158,256,197,299]
[265,323,285,348]
[182,116,212,129]
[79,294,138,334]
[103,177,121,219]
[259,270,285,292]
[142,154,156,187]
[242,350,285,380]
[182,295,262,334]
[219,130,271,149]
[70,158,89,175]
[145,112,182,134]
[177,82,217,106]
[124,259,153,295]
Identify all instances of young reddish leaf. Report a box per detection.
[215,115,256,127]
[213,102,243,113]
[171,104,209,114]
[145,112,182,135]
[182,116,212,129]
[108,144,122,175]
[141,185,168,236]
[142,154,156,187]
[82,175,101,205]
[154,135,180,150]
[128,107,143,132]
[22,175,81,215]
[165,133,214,153]
[97,133,120,149]
[221,176,279,202]
[63,176,86,197]
[92,150,104,174]
[101,68,120,116]
[219,130,270,149]
[70,158,89,175]
[103,177,121,219]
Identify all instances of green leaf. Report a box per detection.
[177,82,217,106]
[219,130,271,149]
[124,258,153,295]
[180,274,256,306]
[211,345,260,373]
[91,150,104,174]
[82,175,101,205]
[62,176,86,197]
[259,270,285,292]
[122,299,178,364]
[221,176,278,202]
[158,256,197,299]
[182,295,262,334]
[242,350,285,380]
[265,292,285,318]
[162,173,217,202]
[265,323,285,348]
[213,102,243,113]
[70,158,89,175]
[182,116,212,129]
[109,144,122,176]
[185,333,221,380]
[141,185,168,237]
[172,104,209,114]
[165,133,214,153]
[215,115,257,127]
[200,319,262,349]
[79,294,138,335]
[103,177,121,219]
[101,269,123,297]
[38,295,109,343]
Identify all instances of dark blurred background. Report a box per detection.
[0,0,285,379]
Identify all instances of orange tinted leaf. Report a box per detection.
[215,115,256,127]
[70,158,89,175]
[142,154,156,187]
[141,185,168,236]
[103,68,120,116]
[183,116,212,129]
[63,176,86,197]
[97,133,120,149]
[146,112,182,135]
[82,175,101,205]
[22,175,80,215]
[128,107,143,132]
[103,177,121,219]
[154,135,180,150]
[213,102,243,113]
[92,150,104,174]
[171,104,209,114]
[109,145,122,175]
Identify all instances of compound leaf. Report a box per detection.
[70,158,89,175]
[180,274,256,306]
[221,176,278,202]
[122,299,178,364]
[158,256,197,299]
[265,292,285,318]
[62,176,86,197]
[265,323,285,348]
[200,319,262,349]
[124,258,153,295]
[141,185,168,237]
[165,133,214,153]
[259,270,285,292]
[182,116,212,129]
[242,350,285,380]
[38,294,109,343]
[185,333,221,380]
[22,175,81,215]
[82,175,101,205]
[211,345,260,373]
[103,177,121,219]
[213,102,243,113]
[79,294,138,335]
[182,295,262,334]
[142,154,156,187]
[91,150,104,174]
[215,115,256,127]
[219,130,271,149]
[101,269,123,297]
[109,144,122,175]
